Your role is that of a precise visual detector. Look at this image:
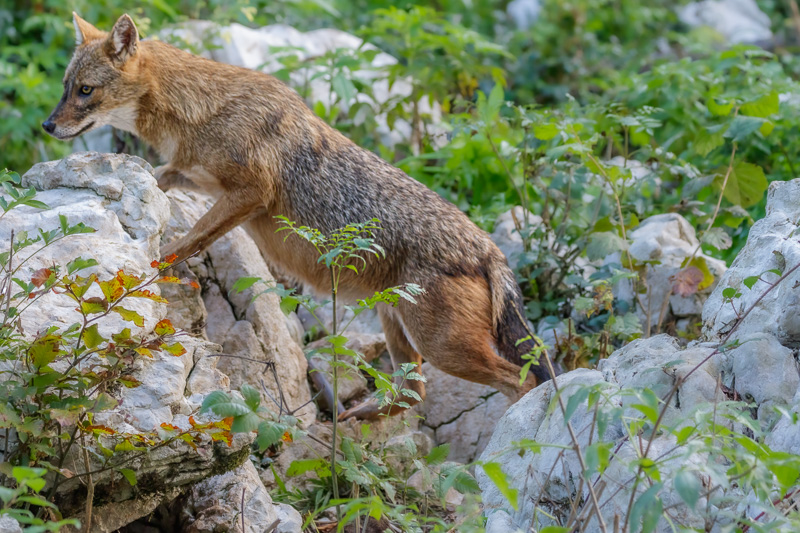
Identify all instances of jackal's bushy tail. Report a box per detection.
[487,254,555,383]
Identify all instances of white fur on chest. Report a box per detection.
[105,105,139,135]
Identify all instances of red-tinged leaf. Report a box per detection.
[211,417,234,431]
[282,431,293,443]
[134,347,153,358]
[112,307,145,327]
[150,260,160,269]
[31,268,53,288]
[165,254,178,263]
[116,270,143,290]
[97,277,124,303]
[154,319,176,336]
[188,280,200,289]
[189,416,197,428]
[128,289,168,303]
[157,276,181,284]
[84,424,116,435]
[212,431,233,447]
[161,342,186,357]
[160,423,181,431]
[672,267,705,297]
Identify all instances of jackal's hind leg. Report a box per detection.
[339,308,425,421]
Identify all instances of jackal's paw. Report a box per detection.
[154,165,180,192]
[154,165,171,191]
[338,399,383,421]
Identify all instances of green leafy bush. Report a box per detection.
[0,168,226,530]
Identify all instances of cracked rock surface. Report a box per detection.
[5,153,305,531]
[415,363,511,464]
[163,189,317,426]
[9,153,169,338]
[183,461,302,533]
[478,178,800,532]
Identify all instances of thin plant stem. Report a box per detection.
[329,268,341,522]
[81,434,94,533]
[510,303,609,533]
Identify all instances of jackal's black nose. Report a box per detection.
[42,120,55,134]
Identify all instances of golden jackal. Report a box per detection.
[44,13,552,419]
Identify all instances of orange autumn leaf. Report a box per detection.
[211,431,233,446]
[97,277,124,302]
[128,289,168,303]
[281,431,293,443]
[31,267,53,288]
[154,319,176,336]
[115,270,143,290]
[83,424,116,435]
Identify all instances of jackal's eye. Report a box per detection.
[79,85,93,96]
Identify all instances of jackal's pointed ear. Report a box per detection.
[72,12,104,46]
[105,14,139,64]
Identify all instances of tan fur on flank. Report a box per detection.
[44,14,554,419]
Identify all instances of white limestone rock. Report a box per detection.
[478,336,721,531]
[6,153,169,338]
[679,0,773,44]
[613,213,726,330]
[164,189,317,426]
[703,179,800,344]
[4,153,257,527]
[183,461,302,533]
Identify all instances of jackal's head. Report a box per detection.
[43,13,144,140]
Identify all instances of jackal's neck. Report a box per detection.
[133,40,234,161]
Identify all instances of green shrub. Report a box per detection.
[0,168,225,530]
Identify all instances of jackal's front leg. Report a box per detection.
[161,192,262,261]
